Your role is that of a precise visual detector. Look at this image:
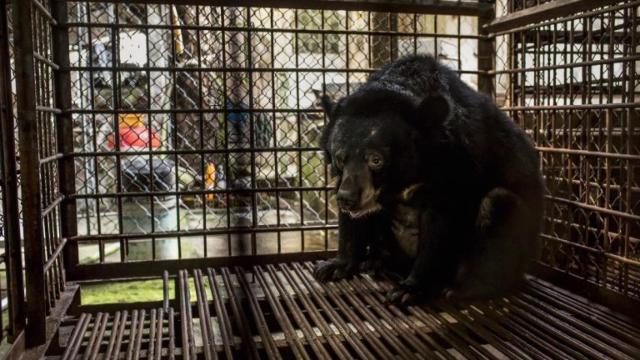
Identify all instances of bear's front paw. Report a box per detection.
[385,279,420,306]
[313,258,357,283]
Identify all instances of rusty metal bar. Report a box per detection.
[80,0,493,16]
[233,266,282,359]
[193,269,217,360]
[0,0,25,340]
[111,310,128,360]
[178,270,195,359]
[104,311,123,360]
[149,309,157,360]
[263,264,331,359]
[51,0,78,280]
[12,0,47,345]
[486,0,623,33]
[252,265,309,359]
[214,268,259,359]
[132,309,146,360]
[274,263,352,360]
[83,312,108,360]
[206,268,238,359]
[62,313,91,360]
[329,279,415,359]
[545,195,640,222]
[290,262,375,360]
[125,309,139,360]
[351,276,450,359]
[154,308,165,360]
[169,307,176,360]
[70,251,335,281]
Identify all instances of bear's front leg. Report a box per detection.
[386,209,459,305]
[314,212,377,282]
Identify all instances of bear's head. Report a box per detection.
[320,87,450,218]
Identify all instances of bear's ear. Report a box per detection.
[320,95,336,119]
[415,92,450,125]
[320,95,337,163]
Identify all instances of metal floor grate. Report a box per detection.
[60,262,640,359]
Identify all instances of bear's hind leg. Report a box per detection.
[446,187,539,300]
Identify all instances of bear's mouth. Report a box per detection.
[342,203,383,219]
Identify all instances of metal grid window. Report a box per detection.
[66,3,483,265]
[495,1,640,298]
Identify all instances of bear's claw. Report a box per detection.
[313,259,356,283]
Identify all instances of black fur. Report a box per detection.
[314,54,544,304]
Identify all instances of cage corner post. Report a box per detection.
[11,0,47,346]
[52,0,78,280]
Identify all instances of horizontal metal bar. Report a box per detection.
[70,108,323,114]
[503,102,640,111]
[35,105,62,114]
[68,251,336,281]
[44,238,67,272]
[490,55,640,75]
[540,234,640,267]
[71,223,338,242]
[72,185,333,199]
[545,195,640,222]
[532,264,640,323]
[73,146,323,157]
[67,65,488,75]
[74,274,165,286]
[42,194,64,218]
[537,147,640,161]
[65,22,489,40]
[39,152,64,164]
[33,52,60,70]
[485,0,624,34]
[78,0,492,16]
[544,216,640,246]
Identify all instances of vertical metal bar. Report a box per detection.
[196,6,207,257]
[295,9,304,250]
[144,5,156,261]
[271,9,282,254]
[12,0,47,345]
[246,8,257,257]
[52,0,78,280]
[623,4,637,297]
[112,3,125,263]
[0,0,25,340]
[477,9,494,97]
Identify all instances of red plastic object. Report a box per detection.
[107,126,161,150]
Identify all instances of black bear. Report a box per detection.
[314,54,544,304]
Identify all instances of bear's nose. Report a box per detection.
[337,189,358,210]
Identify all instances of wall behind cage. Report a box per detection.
[495,0,640,299]
[66,2,484,265]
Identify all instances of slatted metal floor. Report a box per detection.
[59,262,640,359]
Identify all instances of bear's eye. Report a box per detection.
[368,152,384,170]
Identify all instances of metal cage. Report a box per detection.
[0,0,638,358]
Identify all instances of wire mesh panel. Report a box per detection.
[495,0,640,299]
[9,0,67,345]
[65,2,485,272]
